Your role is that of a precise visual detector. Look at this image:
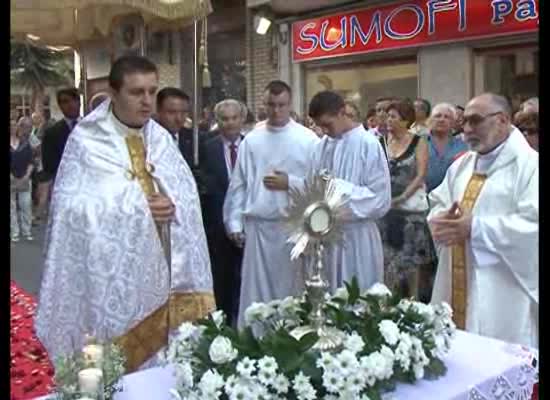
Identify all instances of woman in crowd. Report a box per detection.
[410,98,431,137]
[364,107,378,130]
[514,110,539,151]
[377,99,435,300]
[10,117,35,242]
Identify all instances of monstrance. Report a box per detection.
[286,170,348,351]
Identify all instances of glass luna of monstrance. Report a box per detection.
[286,170,348,351]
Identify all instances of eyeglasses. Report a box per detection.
[463,111,502,127]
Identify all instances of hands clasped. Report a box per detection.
[429,202,472,247]
[263,170,289,191]
[229,232,245,248]
[148,193,175,224]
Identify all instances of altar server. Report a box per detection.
[429,93,538,348]
[305,91,392,291]
[223,80,319,327]
[35,56,214,372]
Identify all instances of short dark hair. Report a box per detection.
[387,98,416,128]
[109,55,158,92]
[264,80,292,97]
[56,88,80,104]
[455,105,465,111]
[156,87,190,110]
[308,90,345,119]
[366,107,377,119]
[415,98,432,116]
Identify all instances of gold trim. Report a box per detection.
[125,134,155,197]
[451,173,487,329]
[114,292,215,373]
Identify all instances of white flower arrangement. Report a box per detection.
[163,278,455,400]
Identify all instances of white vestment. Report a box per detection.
[429,128,538,348]
[298,125,391,292]
[223,119,319,326]
[35,101,214,365]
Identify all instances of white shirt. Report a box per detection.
[220,135,242,179]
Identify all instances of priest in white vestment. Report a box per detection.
[428,93,538,348]
[297,91,392,292]
[35,56,215,372]
[223,81,319,327]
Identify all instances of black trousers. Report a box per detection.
[207,230,243,327]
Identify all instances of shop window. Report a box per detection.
[475,47,538,111]
[305,60,417,117]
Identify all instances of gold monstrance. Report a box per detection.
[286,170,348,351]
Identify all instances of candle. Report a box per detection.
[83,344,104,365]
[78,368,103,394]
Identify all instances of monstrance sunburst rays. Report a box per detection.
[286,170,349,261]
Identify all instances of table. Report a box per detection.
[35,330,538,400]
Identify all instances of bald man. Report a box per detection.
[428,93,538,348]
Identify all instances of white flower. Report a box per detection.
[198,369,225,396]
[345,370,367,393]
[317,352,337,370]
[223,375,239,396]
[336,350,359,375]
[366,282,392,297]
[412,302,435,323]
[174,362,194,388]
[209,336,238,364]
[333,287,349,301]
[293,372,317,400]
[177,322,198,340]
[244,302,275,325]
[236,357,256,378]
[272,374,289,394]
[358,356,377,387]
[211,310,225,329]
[257,356,278,375]
[395,332,413,371]
[267,299,282,309]
[379,320,400,346]
[323,369,345,393]
[344,332,365,354]
[413,363,425,380]
[227,382,252,400]
[397,299,412,312]
[366,350,393,380]
[258,368,276,387]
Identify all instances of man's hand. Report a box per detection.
[148,193,175,224]
[391,195,405,208]
[429,202,472,247]
[228,232,245,248]
[263,170,289,191]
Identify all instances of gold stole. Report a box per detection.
[113,132,215,373]
[451,173,487,329]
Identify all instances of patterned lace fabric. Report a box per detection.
[467,363,538,400]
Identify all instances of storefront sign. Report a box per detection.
[292,0,539,62]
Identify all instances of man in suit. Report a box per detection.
[201,99,246,326]
[156,87,201,166]
[40,88,81,215]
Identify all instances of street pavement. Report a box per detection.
[10,222,47,297]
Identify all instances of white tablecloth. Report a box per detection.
[36,330,537,400]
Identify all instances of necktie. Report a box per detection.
[229,143,238,170]
[69,119,77,131]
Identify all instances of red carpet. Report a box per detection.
[11,281,55,400]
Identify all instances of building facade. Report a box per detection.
[247,0,538,118]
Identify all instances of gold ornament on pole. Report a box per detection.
[286,170,349,351]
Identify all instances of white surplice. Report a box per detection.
[299,125,392,292]
[223,119,319,326]
[35,101,213,362]
[429,128,538,348]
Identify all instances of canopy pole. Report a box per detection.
[74,9,88,112]
[192,19,200,167]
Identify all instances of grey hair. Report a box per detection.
[17,116,33,128]
[477,93,512,116]
[214,99,247,122]
[431,102,457,120]
[522,97,538,111]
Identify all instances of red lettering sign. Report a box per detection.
[292,0,538,62]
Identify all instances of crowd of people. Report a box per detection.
[10,55,538,371]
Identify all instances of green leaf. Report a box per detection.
[298,332,319,352]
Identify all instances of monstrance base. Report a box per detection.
[290,325,345,352]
